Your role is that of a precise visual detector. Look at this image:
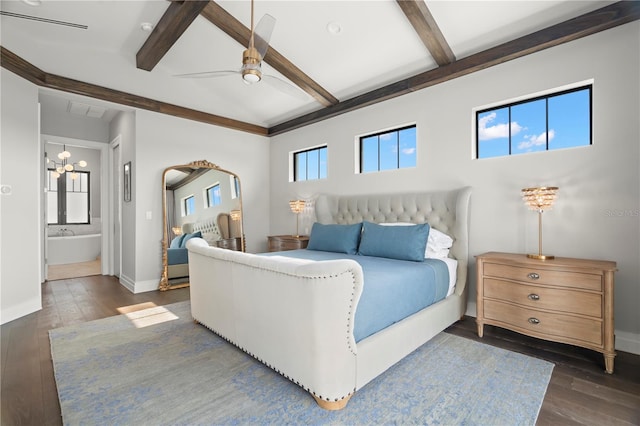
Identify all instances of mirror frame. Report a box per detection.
[159,160,244,291]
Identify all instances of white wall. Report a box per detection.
[269,23,640,353]
[110,110,136,290]
[0,69,42,324]
[132,110,270,292]
[40,100,110,143]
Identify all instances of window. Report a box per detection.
[230,175,240,199]
[294,146,327,181]
[359,125,416,173]
[183,195,195,216]
[47,170,90,224]
[206,184,221,207]
[476,85,591,159]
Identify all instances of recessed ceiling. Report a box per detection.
[0,0,624,131]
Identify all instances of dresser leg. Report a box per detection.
[477,322,484,338]
[604,353,615,374]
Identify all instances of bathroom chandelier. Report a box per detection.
[48,145,87,179]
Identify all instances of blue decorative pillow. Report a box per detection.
[358,221,430,262]
[170,234,185,249]
[307,222,362,254]
[181,231,202,248]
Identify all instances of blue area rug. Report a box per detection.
[49,301,553,425]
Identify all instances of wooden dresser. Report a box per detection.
[267,235,309,252]
[215,237,243,251]
[476,252,617,373]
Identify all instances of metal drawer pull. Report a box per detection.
[527,272,540,280]
[528,293,540,301]
[528,317,540,325]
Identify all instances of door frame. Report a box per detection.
[40,134,110,276]
[108,135,122,277]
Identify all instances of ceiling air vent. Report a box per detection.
[67,101,106,119]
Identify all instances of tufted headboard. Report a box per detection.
[183,219,221,245]
[314,187,472,297]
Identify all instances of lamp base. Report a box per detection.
[527,254,555,260]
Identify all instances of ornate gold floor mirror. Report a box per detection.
[159,160,244,291]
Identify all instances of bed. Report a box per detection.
[187,187,471,409]
[167,219,221,279]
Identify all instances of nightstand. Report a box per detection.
[267,235,309,252]
[476,252,617,373]
[215,237,243,251]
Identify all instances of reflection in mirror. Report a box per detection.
[159,160,244,291]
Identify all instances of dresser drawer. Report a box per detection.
[483,278,602,318]
[484,262,602,291]
[267,236,309,252]
[215,237,242,251]
[484,299,602,346]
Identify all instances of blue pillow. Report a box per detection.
[181,231,202,248]
[307,222,362,254]
[358,221,430,262]
[170,234,185,249]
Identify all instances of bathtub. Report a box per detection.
[47,233,102,265]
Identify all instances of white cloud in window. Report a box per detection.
[478,112,523,140]
[379,133,394,141]
[517,129,555,150]
[402,148,416,155]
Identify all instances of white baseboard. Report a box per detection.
[119,274,135,293]
[133,279,161,294]
[463,301,640,355]
[615,330,640,355]
[1,296,41,325]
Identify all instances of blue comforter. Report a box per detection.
[168,247,189,265]
[263,250,449,342]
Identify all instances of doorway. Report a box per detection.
[42,136,110,281]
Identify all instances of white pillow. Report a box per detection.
[379,223,453,258]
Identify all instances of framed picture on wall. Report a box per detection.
[124,161,131,202]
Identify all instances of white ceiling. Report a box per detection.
[0,0,615,128]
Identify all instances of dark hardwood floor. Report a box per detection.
[2,275,638,425]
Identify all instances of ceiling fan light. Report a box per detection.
[242,71,261,84]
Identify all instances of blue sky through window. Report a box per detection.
[477,86,591,159]
[294,146,327,181]
[361,125,416,172]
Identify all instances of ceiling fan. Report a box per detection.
[176,0,306,100]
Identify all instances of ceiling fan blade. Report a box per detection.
[262,75,308,101]
[253,14,276,59]
[174,70,240,79]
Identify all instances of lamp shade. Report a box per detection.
[289,200,306,214]
[521,186,558,212]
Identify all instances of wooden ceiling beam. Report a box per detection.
[396,0,455,66]
[200,1,338,107]
[3,2,637,138]
[269,1,639,136]
[1,46,268,136]
[136,0,210,72]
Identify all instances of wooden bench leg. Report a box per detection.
[313,394,352,410]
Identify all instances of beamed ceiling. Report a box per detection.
[1,0,638,137]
